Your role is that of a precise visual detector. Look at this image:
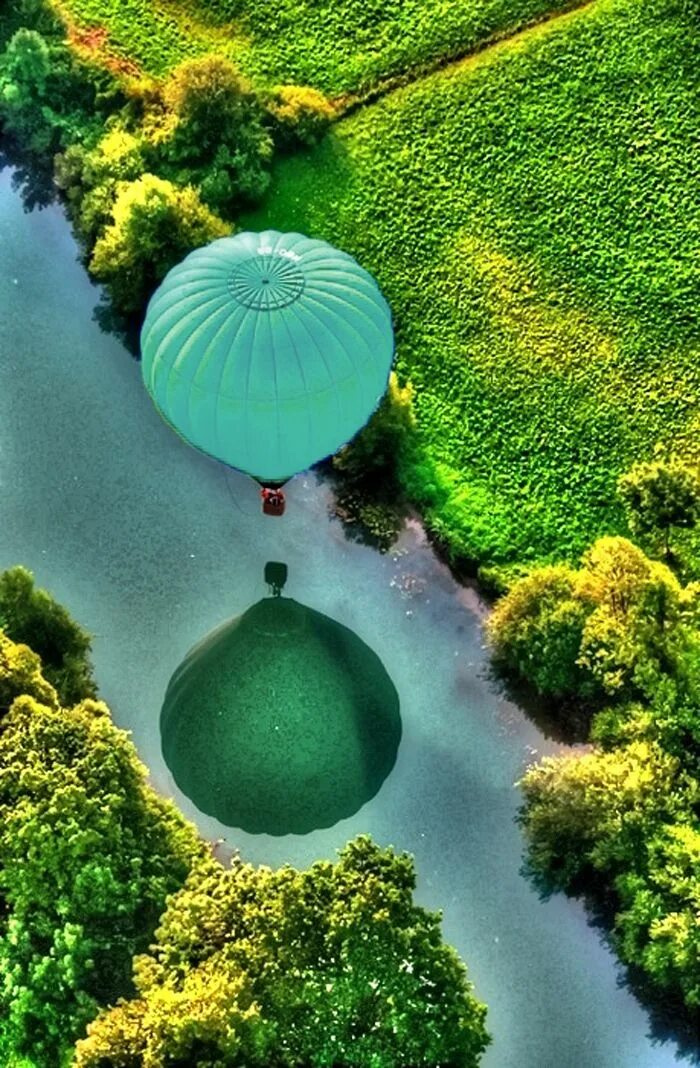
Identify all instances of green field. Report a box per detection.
[54,0,577,91]
[241,0,700,570]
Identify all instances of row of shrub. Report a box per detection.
[0,569,490,1067]
[486,463,700,1017]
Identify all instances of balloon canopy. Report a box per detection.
[140,231,394,483]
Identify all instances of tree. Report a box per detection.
[75,836,491,1068]
[615,823,700,1010]
[487,538,685,705]
[486,564,595,698]
[617,459,700,560]
[0,566,96,707]
[0,694,204,1067]
[0,629,57,714]
[155,55,274,213]
[577,537,683,698]
[55,124,146,244]
[89,174,231,314]
[519,741,692,890]
[0,28,52,151]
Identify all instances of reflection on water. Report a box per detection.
[161,564,401,835]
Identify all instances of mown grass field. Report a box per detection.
[52,0,576,91]
[241,0,700,571]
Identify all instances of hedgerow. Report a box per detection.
[54,0,577,92]
[244,0,700,572]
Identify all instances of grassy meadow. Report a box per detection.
[53,0,577,91]
[241,0,700,571]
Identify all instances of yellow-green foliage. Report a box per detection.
[75,837,490,1067]
[55,0,576,92]
[266,84,337,145]
[488,537,687,700]
[90,173,231,312]
[244,0,700,569]
[0,630,57,713]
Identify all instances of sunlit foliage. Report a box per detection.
[0,567,96,707]
[90,173,231,313]
[0,693,204,1067]
[74,837,490,1067]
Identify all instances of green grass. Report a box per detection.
[242,0,700,571]
[54,0,578,91]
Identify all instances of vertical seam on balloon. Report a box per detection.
[277,302,312,473]
[240,302,262,474]
[191,301,241,458]
[300,289,389,409]
[284,297,345,462]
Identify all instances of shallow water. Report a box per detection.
[0,167,689,1067]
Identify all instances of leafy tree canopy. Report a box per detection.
[618,459,700,559]
[0,694,205,1068]
[488,537,690,704]
[75,835,490,1067]
[0,566,96,707]
[90,173,231,314]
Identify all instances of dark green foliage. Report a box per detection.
[0,566,96,707]
[75,836,490,1067]
[154,55,274,213]
[618,459,700,559]
[332,371,416,493]
[0,26,121,156]
[0,694,204,1067]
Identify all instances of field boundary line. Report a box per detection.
[330,0,600,118]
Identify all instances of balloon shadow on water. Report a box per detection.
[160,584,401,836]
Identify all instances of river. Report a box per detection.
[0,166,688,1067]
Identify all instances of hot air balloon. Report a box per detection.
[141,230,394,515]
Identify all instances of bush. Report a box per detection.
[618,459,700,560]
[0,630,57,714]
[89,174,231,315]
[487,565,594,699]
[487,538,686,706]
[0,566,95,707]
[332,371,416,492]
[55,124,146,243]
[265,84,337,146]
[155,54,273,213]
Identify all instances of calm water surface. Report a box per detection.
[0,168,687,1067]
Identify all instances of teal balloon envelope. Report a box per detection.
[141,231,394,482]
